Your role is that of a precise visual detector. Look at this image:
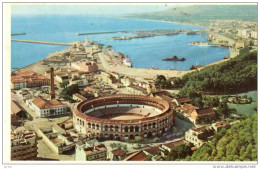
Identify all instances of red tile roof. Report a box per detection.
[32,97,67,109]
[144,145,160,156]
[195,107,215,116]
[11,100,26,115]
[123,151,148,161]
[112,148,126,157]
[163,139,185,149]
[11,71,49,83]
[183,103,199,110]
[176,97,190,104]
[191,126,207,132]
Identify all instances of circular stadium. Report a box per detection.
[73,94,175,141]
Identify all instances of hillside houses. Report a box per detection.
[123,139,185,161]
[190,107,216,124]
[185,121,231,148]
[173,97,216,125]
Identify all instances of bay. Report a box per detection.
[11,15,229,71]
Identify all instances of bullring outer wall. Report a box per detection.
[73,94,175,141]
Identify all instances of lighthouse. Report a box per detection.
[84,36,91,47]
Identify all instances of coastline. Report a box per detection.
[118,16,206,30]
[12,40,231,79]
[12,17,230,78]
[13,47,72,75]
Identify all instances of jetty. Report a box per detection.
[11,33,26,36]
[11,39,73,46]
[112,29,206,40]
[77,31,130,35]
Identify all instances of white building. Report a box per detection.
[185,126,214,147]
[238,29,251,38]
[69,78,88,87]
[251,31,257,39]
[26,97,68,117]
[75,142,107,161]
[84,36,91,47]
[120,76,134,87]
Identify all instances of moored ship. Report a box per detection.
[189,41,216,47]
[162,55,186,61]
[123,57,132,67]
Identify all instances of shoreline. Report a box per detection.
[13,47,72,74]
[12,17,230,78]
[12,40,231,79]
[118,16,206,30]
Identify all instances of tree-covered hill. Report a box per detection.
[174,50,257,96]
[186,113,257,161]
[125,5,257,24]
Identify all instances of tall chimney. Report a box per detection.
[50,67,55,100]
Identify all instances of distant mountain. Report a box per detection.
[125,5,257,24]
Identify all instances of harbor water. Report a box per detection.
[11,15,229,71]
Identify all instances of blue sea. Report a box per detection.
[11,15,229,71]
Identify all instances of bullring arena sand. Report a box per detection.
[87,107,160,120]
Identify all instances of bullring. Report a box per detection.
[73,94,175,141]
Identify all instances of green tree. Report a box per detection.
[178,51,257,95]
[61,84,79,97]
[60,80,69,88]
[189,92,204,108]
[217,102,230,117]
[188,113,257,161]
[166,144,192,161]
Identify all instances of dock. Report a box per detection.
[77,31,130,35]
[11,33,26,36]
[112,29,206,40]
[11,39,73,46]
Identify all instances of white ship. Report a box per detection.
[123,57,132,67]
[189,41,216,47]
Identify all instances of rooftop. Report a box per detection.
[84,144,107,155]
[32,96,67,109]
[11,100,26,115]
[123,151,148,161]
[128,85,147,93]
[176,97,190,104]
[163,139,185,149]
[112,148,126,157]
[183,103,199,111]
[190,126,208,132]
[73,93,88,101]
[11,71,49,83]
[195,107,215,116]
[144,145,161,156]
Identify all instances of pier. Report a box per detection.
[11,39,73,46]
[112,29,206,40]
[77,31,130,35]
[11,33,26,36]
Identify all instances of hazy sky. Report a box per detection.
[11,4,176,16]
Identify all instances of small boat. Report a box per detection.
[152,64,158,70]
[190,65,202,70]
[224,56,230,59]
